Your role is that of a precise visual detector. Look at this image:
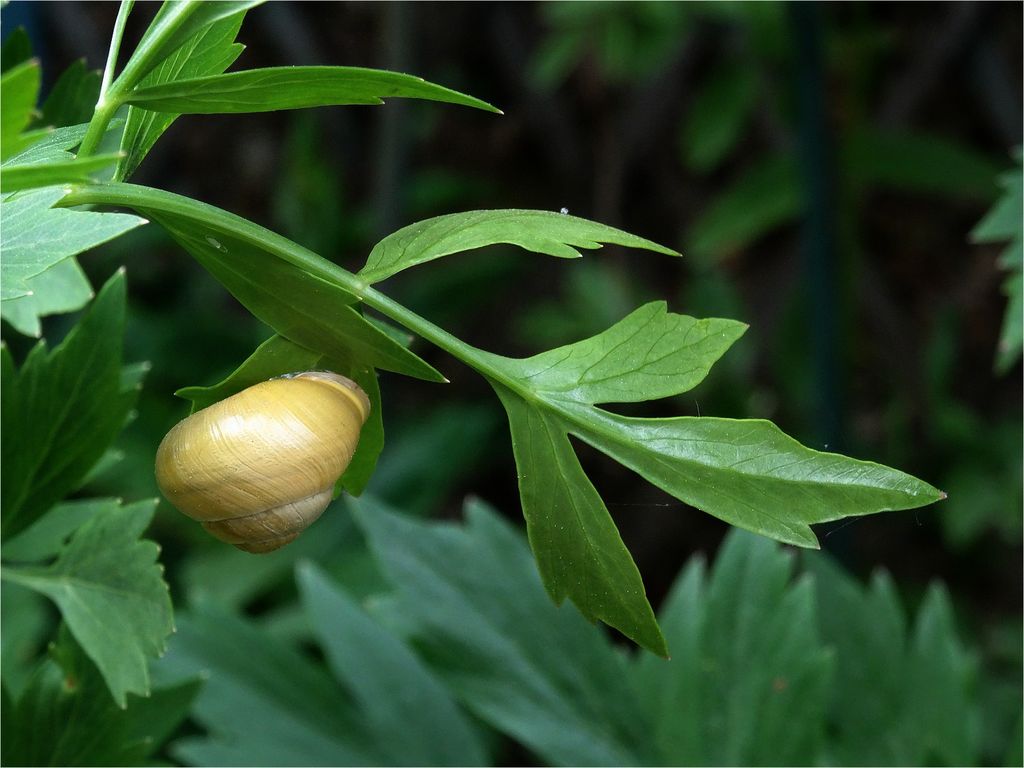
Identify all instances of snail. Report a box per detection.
[155,371,370,553]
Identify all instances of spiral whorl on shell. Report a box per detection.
[155,371,370,553]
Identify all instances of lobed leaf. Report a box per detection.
[0,256,93,337]
[1,629,200,766]
[156,577,485,767]
[1,499,174,707]
[296,563,487,766]
[0,187,144,303]
[1,273,140,539]
[360,209,679,283]
[354,496,653,766]
[565,410,945,548]
[491,382,666,656]
[500,301,746,404]
[634,530,832,765]
[806,554,980,765]
[124,65,501,115]
[2,498,113,563]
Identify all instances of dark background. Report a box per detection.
[8,0,1021,726]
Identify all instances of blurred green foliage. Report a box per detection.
[1,2,1020,765]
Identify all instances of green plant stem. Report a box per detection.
[57,182,518,392]
[79,1,201,158]
[99,1,135,104]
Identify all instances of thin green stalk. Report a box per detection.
[99,0,135,103]
[57,182,524,394]
[79,1,200,158]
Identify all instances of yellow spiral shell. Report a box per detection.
[155,371,370,553]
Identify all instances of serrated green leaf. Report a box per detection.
[634,529,832,765]
[37,58,101,129]
[491,381,667,656]
[845,128,999,202]
[971,159,1022,373]
[2,498,112,562]
[0,152,122,192]
[174,333,384,496]
[500,301,747,404]
[0,187,144,302]
[117,13,246,181]
[1,273,139,540]
[296,563,487,766]
[0,58,40,160]
[125,65,502,115]
[353,496,652,766]
[157,589,480,767]
[146,210,446,383]
[1,499,173,707]
[682,61,756,173]
[360,209,679,283]
[1,629,199,766]
[806,554,980,765]
[688,153,801,260]
[0,255,93,337]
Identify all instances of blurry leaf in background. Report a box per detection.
[687,153,801,262]
[925,311,1022,548]
[296,563,488,766]
[634,531,832,766]
[156,575,486,767]
[2,628,200,767]
[0,582,51,700]
[272,114,346,259]
[1,273,140,538]
[366,401,500,517]
[682,60,757,174]
[513,260,637,350]
[0,26,31,72]
[970,153,1022,374]
[354,496,653,767]
[806,555,980,766]
[117,13,247,182]
[2,499,174,708]
[531,1,691,88]
[0,256,93,338]
[844,129,1000,202]
[0,58,46,160]
[36,58,101,129]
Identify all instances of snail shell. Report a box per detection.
[155,371,370,553]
